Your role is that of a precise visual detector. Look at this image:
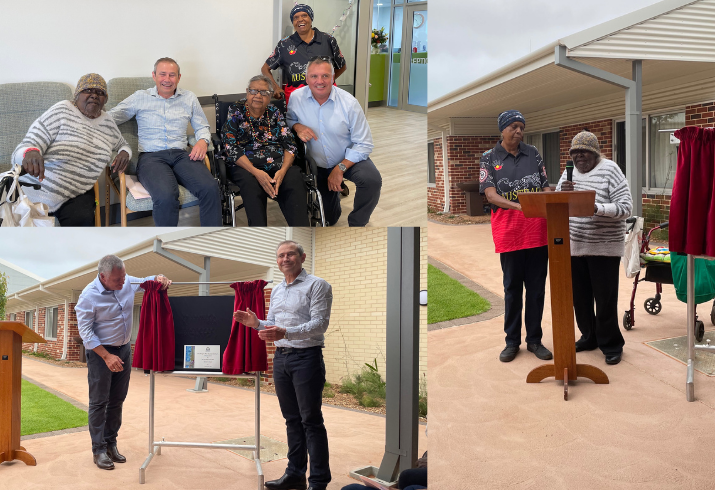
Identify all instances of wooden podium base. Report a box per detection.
[0,447,37,465]
[527,363,609,400]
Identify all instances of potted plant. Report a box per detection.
[371,27,388,54]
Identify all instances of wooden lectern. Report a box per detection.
[518,191,609,400]
[0,320,46,465]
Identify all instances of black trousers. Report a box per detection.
[50,188,95,226]
[228,165,309,227]
[316,158,382,227]
[398,468,427,489]
[500,246,548,347]
[86,343,132,455]
[571,255,625,355]
[273,347,330,489]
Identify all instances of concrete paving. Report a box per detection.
[3,358,425,490]
[428,222,715,490]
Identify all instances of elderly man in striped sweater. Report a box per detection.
[12,74,131,226]
[556,131,633,365]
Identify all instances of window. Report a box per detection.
[614,111,684,191]
[427,142,435,185]
[25,311,34,330]
[9,313,16,321]
[45,306,58,339]
[525,131,560,185]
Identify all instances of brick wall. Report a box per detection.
[314,228,428,386]
[686,101,715,127]
[559,119,613,173]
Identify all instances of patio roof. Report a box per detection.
[428,0,715,134]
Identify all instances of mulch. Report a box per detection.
[428,213,491,225]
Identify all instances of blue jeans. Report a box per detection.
[136,149,221,226]
[316,158,382,226]
[273,347,330,489]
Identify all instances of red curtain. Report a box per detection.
[131,281,175,372]
[222,280,268,374]
[670,127,715,256]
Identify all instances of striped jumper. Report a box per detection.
[555,158,632,257]
[11,100,131,212]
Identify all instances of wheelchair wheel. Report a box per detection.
[644,298,662,315]
[623,311,633,330]
[711,302,715,326]
[695,320,705,342]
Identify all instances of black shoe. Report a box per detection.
[264,473,307,490]
[107,446,126,463]
[499,345,519,362]
[605,353,622,365]
[575,338,598,352]
[527,343,553,360]
[93,452,114,470]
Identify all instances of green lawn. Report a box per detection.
[428,264,491,324]
[21,380,88,436]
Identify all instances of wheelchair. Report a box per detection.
[211,93,325,227]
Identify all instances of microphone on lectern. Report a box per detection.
[566,160,574,183]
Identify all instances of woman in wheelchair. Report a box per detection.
[220,75,309,226]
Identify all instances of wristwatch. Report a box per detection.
[338,163,347,172]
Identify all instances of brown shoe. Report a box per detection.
[93,452,114,470]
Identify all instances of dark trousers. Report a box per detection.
[571,255,625,355]
[273,347,330,489]
[51,188,95,226]
[86,343,131,455]
[316,158,381,226]
[500,246,548,347]
[137,149,221,226]
[398,468,427,489]
[228,165,309,226]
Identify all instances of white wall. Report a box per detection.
[0,0,275,97]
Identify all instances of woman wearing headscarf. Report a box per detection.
[556,131,632,365]
[261,4,347,104]
[479,110,553,363]
[12,73,130,226]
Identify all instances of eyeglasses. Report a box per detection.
[81,88,106,97]
[247,88,273,97]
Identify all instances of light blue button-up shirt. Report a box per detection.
[109,86,211,153]
[286,86,373,169]
[75,274,155,350]
[258,269,332,348]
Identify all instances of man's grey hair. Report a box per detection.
[248,75,274,92]
[153,57,181,75]
[306,57,334,78]
[98,255,124,276]
[276,240,305,257]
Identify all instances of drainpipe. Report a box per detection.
[61,299,69,360]
[441,130,450,213]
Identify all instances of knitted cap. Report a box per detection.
[74,73,107,99]
[290,4,314,22]
[569,131,600,156]
[498,110,525,132]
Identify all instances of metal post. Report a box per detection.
[377,227,420,482]
[686,254,696,401]
[255,372,264,490]
[189,257,211,393]
[626,60,643,217]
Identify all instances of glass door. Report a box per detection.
[402,5,427,112]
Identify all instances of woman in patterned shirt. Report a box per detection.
[221,75,309,226]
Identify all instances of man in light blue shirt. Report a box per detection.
[109,57,221,226]
[287,58,382,226]
[75,255,171,470]
[233,240,332,490]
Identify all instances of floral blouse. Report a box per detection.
[221,100,298,173]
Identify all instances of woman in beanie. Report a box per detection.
[479,110,554,363]
[556,131,632,365]
[12,73,131,226]
[262,4,347,104]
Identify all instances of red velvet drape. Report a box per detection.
[669,127,715,257]
[222,280,268,374]
[131,281,175,372]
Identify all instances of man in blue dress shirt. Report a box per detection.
[287,58,382,226]
[75,255,171,470]
[233,240,332,490]
[109,57,221,226]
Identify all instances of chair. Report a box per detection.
[103,77,214,227]
[0,81,101,226]
[211,94,325,227]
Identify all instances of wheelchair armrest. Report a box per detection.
[188,135,215,153]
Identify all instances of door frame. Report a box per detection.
[398,2,427,113]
